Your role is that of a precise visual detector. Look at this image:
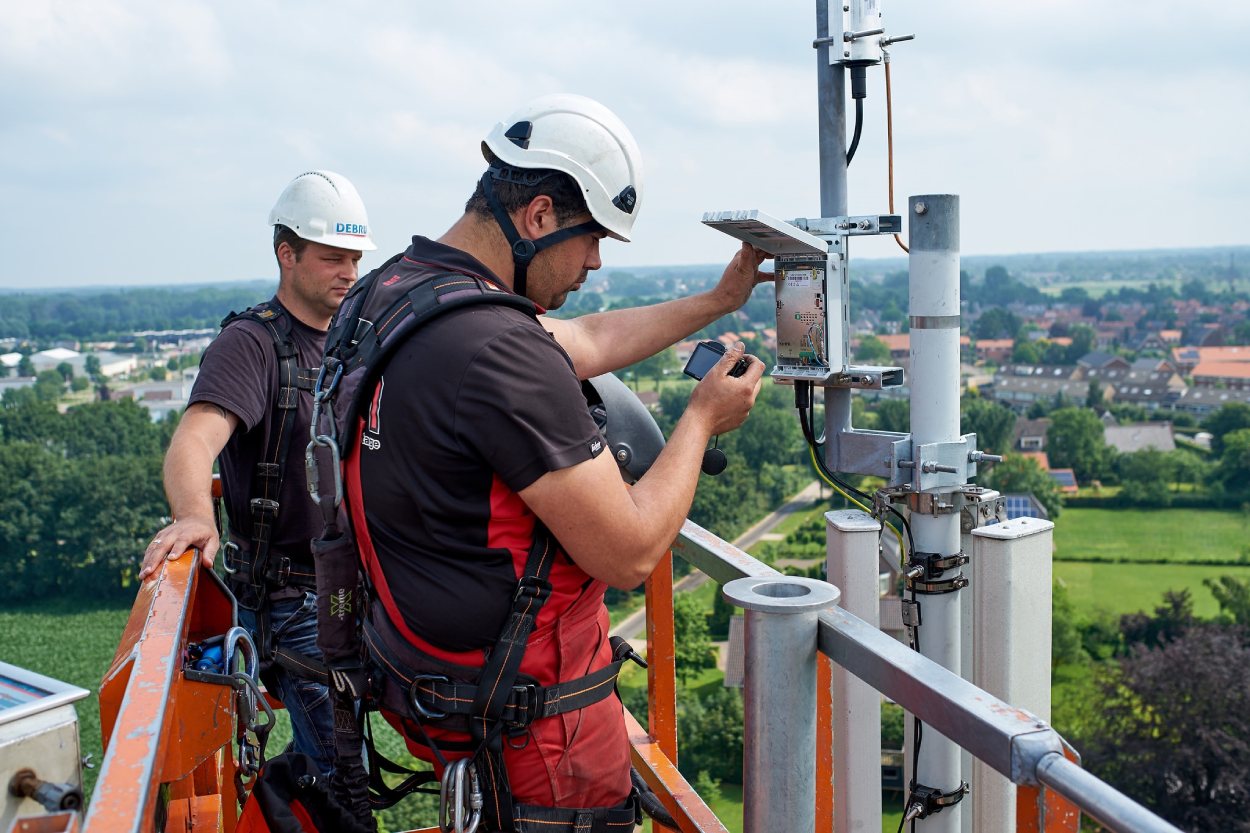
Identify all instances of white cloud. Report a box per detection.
[0,0,231,98]
[0,0,1247,284]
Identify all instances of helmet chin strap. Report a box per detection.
[480,169,601,299]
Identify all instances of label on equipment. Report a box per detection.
[785,269,814,287]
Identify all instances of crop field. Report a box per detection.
[1053,507,1250,565]
[1054,561,1250,618]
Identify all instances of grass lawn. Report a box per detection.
[765,502,828,539]
[1054,507,1250,564]
[1054,561,1250,618]
[0,598,131,802]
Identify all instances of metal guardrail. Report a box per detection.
[86,512,1179,833]
[672,519,1184,833]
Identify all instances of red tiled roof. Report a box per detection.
[1193,360,1250,380]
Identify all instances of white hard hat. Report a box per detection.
[268,170,376,252]
[482,94,643,242]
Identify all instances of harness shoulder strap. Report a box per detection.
[221,302,310,594]
[310,265,547,829]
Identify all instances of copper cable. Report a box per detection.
[885,55,909,253]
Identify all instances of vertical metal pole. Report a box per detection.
[827,510,883,833]
[816,0,848,219]
[723,577,841,833]
[972,517,1056,832]
[908,194,964,833]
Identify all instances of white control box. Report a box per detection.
[702,210,848,381]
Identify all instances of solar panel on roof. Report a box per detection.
[1004,495,1041,520]
[1049,470,1077,488]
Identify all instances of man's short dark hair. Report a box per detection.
[273,225,310,264]
[464,152,589,225]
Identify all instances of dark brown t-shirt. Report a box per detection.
[189,299,325,569]
[355,238,607,652]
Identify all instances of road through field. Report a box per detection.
[610,480,821,640]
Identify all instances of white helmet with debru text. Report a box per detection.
[268,170,377,252]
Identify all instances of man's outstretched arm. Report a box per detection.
[138,403,238,580]
[519,345,764,588]
[543,242,770,380]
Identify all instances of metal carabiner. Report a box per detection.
[439,758,482,833]
[307,361,345,507]
[230,670,276,769]
[305,436,343,508]
[224,626,259,681]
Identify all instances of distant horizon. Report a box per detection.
[2,242,1247,294]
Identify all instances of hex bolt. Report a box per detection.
[914,201,927,215]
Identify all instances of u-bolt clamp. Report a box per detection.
[439,758,482,833]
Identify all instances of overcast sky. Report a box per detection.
[3,0,1248,287]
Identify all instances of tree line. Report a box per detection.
[0,395,171,602]
[0,283,273,342]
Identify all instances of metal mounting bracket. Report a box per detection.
[793,215,903,237]
[824,426,912,483]
[825,364,905,390]
[959,486,1004,533]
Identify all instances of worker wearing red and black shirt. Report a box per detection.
[352,95,769,816]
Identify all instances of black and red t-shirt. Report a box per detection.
[190,298,325,568]
[354,237,607,655]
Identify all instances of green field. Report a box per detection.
[1054,507,1250,564]
[0,599,131,802]
[1054,561,1250,618]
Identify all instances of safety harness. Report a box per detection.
[217,302,327,689]
[305,254,649,832]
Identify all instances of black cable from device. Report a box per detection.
[908,582,922,833]
[846,66,869,166]
[796,382,915,554]
[846,97,864,165]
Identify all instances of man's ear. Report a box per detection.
[276,241,298,269]
[517,194,556,239]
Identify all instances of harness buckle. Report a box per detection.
[507,683,540,727]
[221,541,241,575]
[249,497,280,517]
[271,556,291,586]
[409,674,451,721]
[512,577,552,606]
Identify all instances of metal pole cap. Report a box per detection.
[723,576,841,614]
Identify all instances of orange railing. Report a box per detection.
[91,557,240,833]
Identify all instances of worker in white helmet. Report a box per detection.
[346,95,769,830]
[140,170,376,776]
